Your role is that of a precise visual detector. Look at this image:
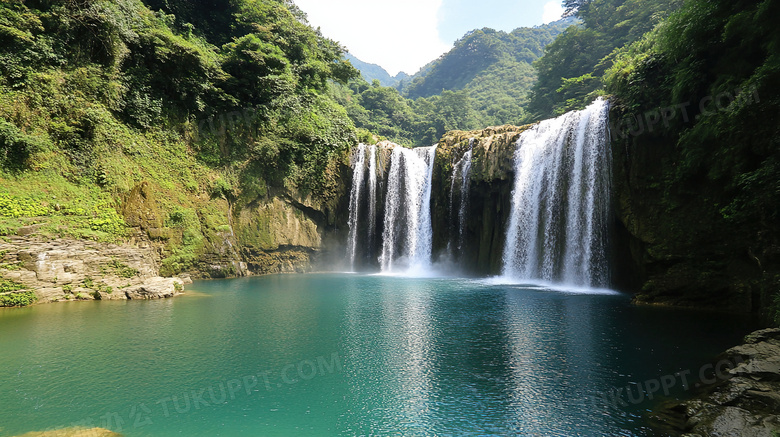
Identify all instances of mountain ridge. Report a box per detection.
[344,53,410,87]
[402,17,577,100]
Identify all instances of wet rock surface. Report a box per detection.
[652,328,780,436]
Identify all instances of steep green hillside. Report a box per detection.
[0,0,358,277]
[403,19,575,125]
[527,0,680,118]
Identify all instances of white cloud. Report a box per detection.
[541,1,564,24]
[294,0,450,76]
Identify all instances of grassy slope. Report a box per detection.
[0,0,355,278]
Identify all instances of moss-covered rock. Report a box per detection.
[235,197,321,252]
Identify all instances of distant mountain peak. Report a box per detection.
[344,53,409,88]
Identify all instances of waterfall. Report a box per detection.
[379,145,437,273]
[449,140,473,254]
[367,144,378,255]
[347,144,368,270]
[502,98,611,287]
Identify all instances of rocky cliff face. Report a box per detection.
[0,236,186,303]
[432,125,531,274]
[610,107,779,315]
[123,154,353,279]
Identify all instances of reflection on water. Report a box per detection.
[0,274,758,436]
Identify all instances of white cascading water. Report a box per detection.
[367,144,378,254]
[346,144,368,270]
[379,145,437,273]
[449,141,473,253]
[502,97,611,287]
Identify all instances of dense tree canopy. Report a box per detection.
[527,0,681,118]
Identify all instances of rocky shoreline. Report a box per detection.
[0,236,189,305]
[650,328,780,436]
[13,428,121,437]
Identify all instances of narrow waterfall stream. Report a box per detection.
[366,144,378,258]
[346,143,368,270]
[449,140,473,255]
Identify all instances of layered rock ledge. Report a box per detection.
[0,236,188,303]
[432,124,532,274]
[13,427,121,437]
[651,328,780,436]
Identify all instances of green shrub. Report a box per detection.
[62,284,73,293]
[0,118,51,171]
[0,278,24,293]
[83,277,94,289]
[0,262,22,270]
[356,128,376,145]
[0,291,37,307]
[88,206,127,235]
[210,178,234,200]
[0,193,50,217]
[105,258,138,278]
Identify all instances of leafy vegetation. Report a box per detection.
[0,278,24,293]
[103,259,139,278]
[0,278,35,307]
[605,0,779,236]
[0,0,359,188]
[599,0,780,322]
[527,0,681,118]
[0,290,37,307]
[0,193,49,218]
[332,79,484,147]
[0,0,365,276]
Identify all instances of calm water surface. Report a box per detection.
[0,274,757,436]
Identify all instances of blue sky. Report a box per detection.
[294,0,565,76]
